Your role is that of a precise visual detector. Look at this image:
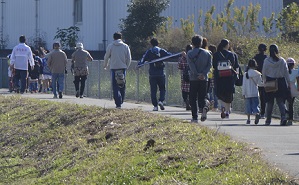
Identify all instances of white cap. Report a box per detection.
[76,42,83,49]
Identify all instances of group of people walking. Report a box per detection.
[8,33,299,126]
[9,35,93,99]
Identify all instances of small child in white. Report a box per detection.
[242,59,262,124]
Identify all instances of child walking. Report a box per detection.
[178,44,192,110]
[242,59,262,124]
[285,58,299,125]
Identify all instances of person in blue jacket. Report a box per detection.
[138,38,173,111]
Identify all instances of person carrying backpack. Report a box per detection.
[138,38,175,111]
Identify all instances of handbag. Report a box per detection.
[264,79,278,93]
[235,67,243,86]
[217,52,233,77]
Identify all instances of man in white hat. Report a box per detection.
[71,42,93,98]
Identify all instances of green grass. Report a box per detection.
[0,95,297,185]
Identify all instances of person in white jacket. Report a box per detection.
[104,32,131,108]
[10,35,35,94]
[242,59,262,124]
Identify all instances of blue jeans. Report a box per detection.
[29,81,38,92]
[149,76,165,107]
[52,73,65,96]
[208,87,218,109]
[14,69,28,93]
[245,97,260,115]
[111,69,126,107]
[266,97,286,123]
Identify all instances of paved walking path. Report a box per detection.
[0,88,298,179]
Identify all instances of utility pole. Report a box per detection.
[35,0,40,48]
[0,0,5,49]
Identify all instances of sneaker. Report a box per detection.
[116,106,121,109]
[59,92,63,99]
[53,95,58,99]
[265,120,271,126]
[191,118,198,123]
[80,95,83,98]
[246,120,251,124]
[260,114,265,119]
[200,108,207,122]
[76,91,79,98]
[225,113,229,118]
[220,107,226,119]
[254,114,260,125]
[153,106,158,111]
[287,120,293,126]
[198,108,203,113]
[280,119,287,126]
[158,101,165,110]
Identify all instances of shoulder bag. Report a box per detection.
[264,79,278,93]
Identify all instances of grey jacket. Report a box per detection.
[47,49,68,74]
[104,39,131,70]
[71,48,93,68]
[262,57,290,84]
[187,48,212,81]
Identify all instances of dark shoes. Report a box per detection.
[200,107,208,122]
[59,92,63,99]
[76,91,79,98]
[254,114,260,125]
[280,119,287,126]
[158,101,165,110]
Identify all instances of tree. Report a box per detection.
[262,13,275,36]
[276,2,299,41]
[120,0,170,58]
[54,26,80,50]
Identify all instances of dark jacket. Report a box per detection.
[254,53,267,73]
[213,50,239,103]
[29,60,40,79]
[138,46,172,76]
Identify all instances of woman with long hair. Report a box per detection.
[262,44,290,126]
[213,39,240,118]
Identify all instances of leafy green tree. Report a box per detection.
[276,2,299,40]
[204,6,216,34]
[120,0,170,58]
[233,6,246,35]
[54,26,80,49]
[262,13,275,36]
[246,3,261,33]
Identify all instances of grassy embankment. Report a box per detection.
[0,95,297,185]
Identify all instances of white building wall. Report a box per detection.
[0,0,283,50]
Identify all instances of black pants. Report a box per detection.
[286,96,295,120]
[258,86,266,115]
[74,75,87,95]
[182,91,189,102]
[189,80,209,119]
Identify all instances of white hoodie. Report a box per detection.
[104,39,131,70]
[242,69,262,98]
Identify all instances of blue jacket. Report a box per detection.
[138,46,172,76]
